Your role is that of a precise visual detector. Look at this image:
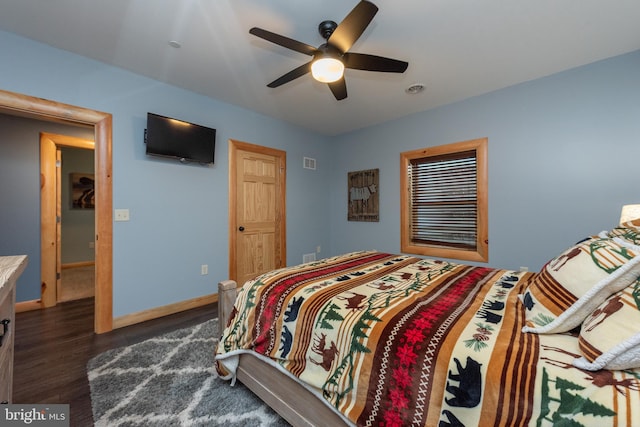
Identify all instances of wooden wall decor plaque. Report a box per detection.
[348,168,379,222]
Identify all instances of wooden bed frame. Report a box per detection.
[218,280,350,426]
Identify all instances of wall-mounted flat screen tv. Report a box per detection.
[145,113,216,164]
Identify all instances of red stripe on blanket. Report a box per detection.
[359,266,494,426]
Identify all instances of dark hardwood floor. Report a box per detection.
[13,297,217,426]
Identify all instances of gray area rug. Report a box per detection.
[87,319,290,426]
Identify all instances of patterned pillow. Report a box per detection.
[521,234,640,334]
[607,224,640,245]
[622,218,640,228]
[573,280,640,371]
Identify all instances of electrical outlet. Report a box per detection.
[519,266,529,272]
[316,245,321,253]
[114,209,130,221]
[89,241,95,249]
[201,264,208,275]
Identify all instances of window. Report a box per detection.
[400,138,488,262]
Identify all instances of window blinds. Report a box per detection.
[408,150,477,250]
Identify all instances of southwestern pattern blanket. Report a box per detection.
[215,251,640,426]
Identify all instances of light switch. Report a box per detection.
[114,209,130,221]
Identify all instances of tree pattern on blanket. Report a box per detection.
[216,251,640,427]
[539,368,617,426]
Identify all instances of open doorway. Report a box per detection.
[40,133,95,305]
[59,146,96,302]
[0,88,113,333]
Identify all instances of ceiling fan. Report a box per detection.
[249,0,408,100]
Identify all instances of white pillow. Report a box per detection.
[522,234,640,334]
[572,284,640,371]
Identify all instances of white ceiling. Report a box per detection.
[1,0,639,136]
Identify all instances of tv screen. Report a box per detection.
[145,113,216,164]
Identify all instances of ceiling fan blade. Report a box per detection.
[250,27,316,56]
[328,1,378,53]
[267,61,313,88]
[343,52,408,73]
[328,78,347,100]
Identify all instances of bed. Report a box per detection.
[215,223,640,426]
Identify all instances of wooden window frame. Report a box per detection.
[400,138,488,262]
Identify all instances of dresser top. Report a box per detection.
[0,255,28,290]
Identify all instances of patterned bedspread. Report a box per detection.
[215,251,640,427]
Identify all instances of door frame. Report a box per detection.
[228,139,286,281]
[0,89,113,334]
[40,133,95,307]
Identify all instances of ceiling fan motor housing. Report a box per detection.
[314,43,342,60]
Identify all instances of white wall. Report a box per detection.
[329,50,640,272]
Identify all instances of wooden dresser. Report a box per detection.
[0,255,27,404]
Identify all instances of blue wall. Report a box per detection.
[0,30,333,316]
[329,50,640,272]
[2,27,639,318]
[0,114,95,297]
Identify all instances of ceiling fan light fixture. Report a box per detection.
[311,57,344,83]
[250,1,408,100]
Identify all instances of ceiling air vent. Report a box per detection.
[303,157,316,170]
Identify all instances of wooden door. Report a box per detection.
[40,133,94,308]
[40,136,58,308]
[229,140,286,285]
[55,149,62,301]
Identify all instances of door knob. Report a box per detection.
[238,226,245,231]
